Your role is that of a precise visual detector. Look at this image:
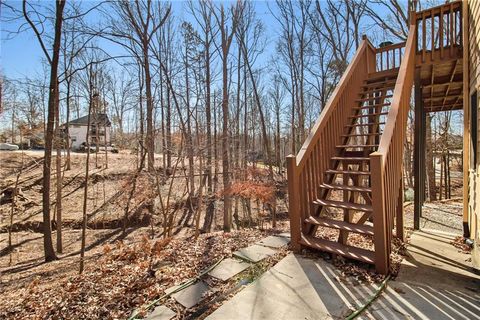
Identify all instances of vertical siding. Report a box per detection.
[469,0,480,269]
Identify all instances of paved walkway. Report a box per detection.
[145,234,290,319]
[206,229,480,320]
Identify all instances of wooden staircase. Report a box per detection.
[287,24,418,274]
[298,70,398,266]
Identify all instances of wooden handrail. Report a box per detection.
[370,24,417,274]
[287,38,376,251]
[295,39,374,169]
[375,41,406,72]
[414,1,461,20]
[375,42,406,54]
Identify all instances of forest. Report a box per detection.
[0,0,464,319]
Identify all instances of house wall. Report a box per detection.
[69,125,88,150]
[467,0,480,270]
[68,125,111,150]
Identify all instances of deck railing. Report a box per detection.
[415,1,462,62]
[287,38,376,251]
[370,24,416,274]
[375,42,406,72]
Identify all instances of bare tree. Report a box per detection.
[106,0,171,172]
[22,0,67,262]
[212,1,243,232]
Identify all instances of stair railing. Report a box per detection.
[287,37,376,251]
[370,24,417,274]
[376,42,406,72]
[414,1,462,63]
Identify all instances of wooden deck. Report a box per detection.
[415,1,463,113]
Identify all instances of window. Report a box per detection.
[472,91,478,167]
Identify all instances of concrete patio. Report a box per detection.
[206,229,480,320]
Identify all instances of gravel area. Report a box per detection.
[404,199,463,234]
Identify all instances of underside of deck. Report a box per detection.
[419,52,463,113]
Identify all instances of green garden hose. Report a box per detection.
[345,274,391,320]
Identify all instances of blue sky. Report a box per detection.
[1,0,280,80]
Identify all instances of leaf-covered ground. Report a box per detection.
[1,228,286,319]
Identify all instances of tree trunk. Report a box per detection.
[144,49,155,172]
[55,80,63,254]
[41,0,66,262]
[222,53,231,232]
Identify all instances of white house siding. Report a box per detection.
[69,125,88,149]
[68,125,111,150]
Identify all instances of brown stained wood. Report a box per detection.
[440,5,444,58]
[431,8,434,61]
[336,144,379,149]
[422,11,426,62]
[331,156,370,162]
[356,95,393,102]
[362,79,397,87]
[346,122,386,127]
[358,88,395,95]
[367,68,400,81]
[294,40,372,171]
[341,133,382,137]
[286,155,301,252]
[305,216,374,236]
[396,178,404,241]
[319,183,371,193]
[287,3,464,273]
[349,112,389,118]
[299,234,375,264]
[325,169,371,176]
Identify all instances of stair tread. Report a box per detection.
[331,156,370,161]
[313,198,373,212]
[358,88,395,95]
[325,169,371,176]
[319,183,372,193]
[347,122,385,126]
[300,234,375,264]
[349,112,389,118]
[305,216,374,235]
[354,102,391,108]
[341,133,382,137]
[356,95,393,102]
[336,144,379,148]
[363,78,397,86]
[355,105,390,110]
[366,71,399,83]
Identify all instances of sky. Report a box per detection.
[1,0,279,80]
[0,0,464,134]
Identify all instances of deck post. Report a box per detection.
[287,155,301,252]
[396,178,405,241]
[413,67,424,230]
[370,152,389,274]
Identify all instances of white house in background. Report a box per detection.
[62,113,111,150]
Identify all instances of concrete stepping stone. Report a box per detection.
[208,258,251,281]
[145,305,175,320]
[257,235,290,248]
[171,281,210,309]
[233,244,277,263]
[277,232,291,238]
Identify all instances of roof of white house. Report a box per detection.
[67,113,111,127]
